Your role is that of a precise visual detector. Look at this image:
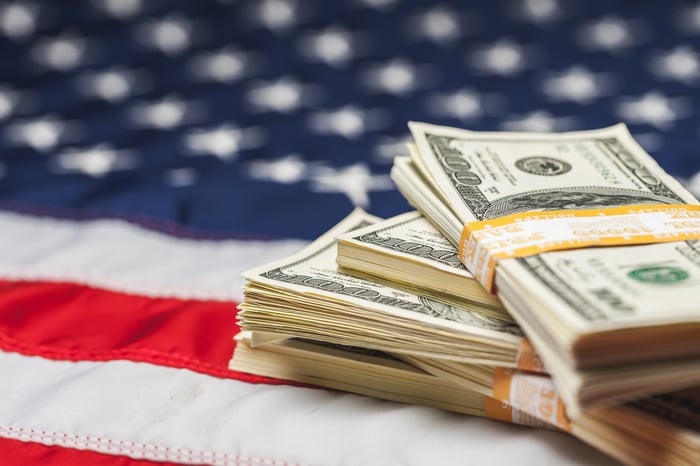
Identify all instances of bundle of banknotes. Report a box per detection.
[231,123,700,466]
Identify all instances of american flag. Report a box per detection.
[0,0,697,464]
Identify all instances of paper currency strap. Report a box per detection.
[458,204,700,293]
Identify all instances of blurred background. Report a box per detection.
[1,0,699,239]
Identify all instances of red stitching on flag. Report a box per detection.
[0,425,316,466]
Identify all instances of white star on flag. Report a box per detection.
[617,92,689,129]
[250,0,299,32]
[31,34,90,71]
[299,26,362,68]
[362,59,434,95]
[248,154,313,184]
[0,2,38,40]
[650,46,700,84]
[427,89,491,121]
[308,106,388,139]
[576,16,647,53]
[128,96,204,130]
[408,6,464,45]
[52,144,138,177]
[136,17,194,55]
[470,39,529,76]
[540,66,613,104]
[6,116,79,152]
[247,77,319,113]
[184,125,265,161]
[77,68,151,102]
[309,163,394,208]
[188,49,253,83]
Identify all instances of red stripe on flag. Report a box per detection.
[0,436,207,466]
[0,280,282,385]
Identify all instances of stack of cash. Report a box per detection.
[231,123,700,466]
[392,122,700,416]
[337,211,700,416]
[237,210,529,369]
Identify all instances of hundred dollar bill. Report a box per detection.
[393,122,700,411]
[238,209,529,366]
[336,210,506,319]
[407,122,697,226]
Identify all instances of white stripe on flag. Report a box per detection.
[0,351,614,466]
[0,211,306,301]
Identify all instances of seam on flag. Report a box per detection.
[0,436,205,466]
[0,425,315,466]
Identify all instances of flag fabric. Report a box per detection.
[0,1,698,464]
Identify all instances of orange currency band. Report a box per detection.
[458,204,700,293]
[486,368,571,432]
